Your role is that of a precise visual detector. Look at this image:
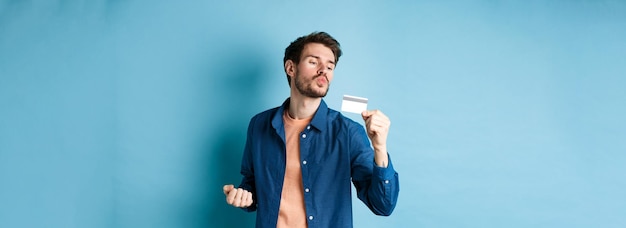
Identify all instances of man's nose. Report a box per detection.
[317,66,327,75]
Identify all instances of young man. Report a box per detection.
[223,32,399,227]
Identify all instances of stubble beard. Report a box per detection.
[294,73,329,98]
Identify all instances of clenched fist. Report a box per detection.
[223,184,253,208]
[362,110,391,168]
[361,109,390,153]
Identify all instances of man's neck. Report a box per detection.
[288,92,322,120]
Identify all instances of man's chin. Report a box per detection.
[296,84,329,98]
[313,87,329,98]
[303,91,327,98]
[305,93,326,98]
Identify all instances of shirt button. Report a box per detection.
[384,180,390,184]
[305,188,310,193]
[302,133,306,138]
[307,125,310,130]
[309,215,314,220]
[302,160,307,165]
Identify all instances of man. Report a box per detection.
[222,31,399,227]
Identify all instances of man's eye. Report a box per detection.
[309,61,317,65]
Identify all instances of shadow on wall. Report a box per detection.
[196,41,269,227]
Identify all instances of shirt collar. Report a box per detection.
[272,98,328,132]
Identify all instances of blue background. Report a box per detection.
[1,1,625,227]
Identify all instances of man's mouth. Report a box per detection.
[315,76,328,84]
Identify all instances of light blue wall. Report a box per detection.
[1,1,625,227]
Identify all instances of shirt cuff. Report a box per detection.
[372,153,396,182]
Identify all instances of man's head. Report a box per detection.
[283,32,342,97]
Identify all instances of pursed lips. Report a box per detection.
[314,75,328,84]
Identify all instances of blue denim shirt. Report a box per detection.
[238,98,399,228]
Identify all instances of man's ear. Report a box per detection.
[285,60,296,77]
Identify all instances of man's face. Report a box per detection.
[291,43,336,98]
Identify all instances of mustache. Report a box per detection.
[313,74,329,82]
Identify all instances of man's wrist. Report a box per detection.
[374,145,387,154]
[373,147,389,168]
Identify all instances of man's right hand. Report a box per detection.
[223,184,253,208]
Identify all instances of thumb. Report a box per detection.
[361,110,371,120]
[223,184,234,195]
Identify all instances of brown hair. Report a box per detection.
[283,32,342,86]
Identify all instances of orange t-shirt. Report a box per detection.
[277,111,311,228]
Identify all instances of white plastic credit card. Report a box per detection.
[341,95,368,114]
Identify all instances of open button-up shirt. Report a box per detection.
[238,98,400,228]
